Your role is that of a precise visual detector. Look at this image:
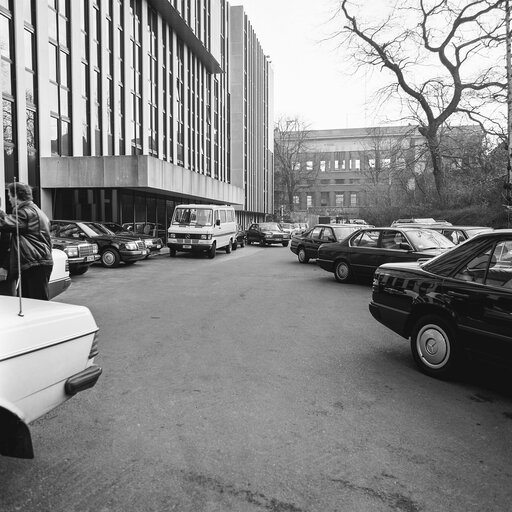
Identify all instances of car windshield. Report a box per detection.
[260,223,282,231]
[406,229,455,250]
[103,223,124,232]
[332,226,360,240]
[280,223,293,229]
[89,222,116,235]
[172,208,213,226]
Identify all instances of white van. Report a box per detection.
[167,204,237,259]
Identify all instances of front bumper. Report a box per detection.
[120,250,148,262]
[68,255,100,267]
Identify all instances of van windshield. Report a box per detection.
[173,208,213,226]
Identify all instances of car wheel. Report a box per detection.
[225,240,232,254]
[169,249,176,257]
[101,248,121,268]
[282,241,289,247]
[247,239,251,245]
[259,239,266,247]
[70,266,88,276]
[410,315,459,379]
[334,260,352,283]
[240,240,245,248]
[298,247,309,264]
[232,241,238,250]
[207,242,216,259]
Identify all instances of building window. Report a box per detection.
[355,159,360,170]
[335,193,344,207]
[293,161,300,171]
[130,0,142,155]
[48,0,71,157]
[147,5,158,156]
[350,192,357,207]
[320,192,329,206]
[334,160,339,170]
[293,195,299,204]
[341,160,346,170]
[306,195,312,207]
[320,160,326,172]
[368,158,375,168]
[382,158,391,168]
[306,160,313,171]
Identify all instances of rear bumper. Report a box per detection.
[369,301,409,339]
[316,258,334,272]
[65,365,102,396]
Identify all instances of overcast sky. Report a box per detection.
[229,0,395,130]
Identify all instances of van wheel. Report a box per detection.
[208,243,216,259]
[225,241,232,254]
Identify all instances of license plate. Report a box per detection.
[183,244,192,249]
[86,255,95,262]
[156,244,161,249]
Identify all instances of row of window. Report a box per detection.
[290,192,359,208]
[294,157,406,172]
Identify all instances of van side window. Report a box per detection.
[220,210,227,223]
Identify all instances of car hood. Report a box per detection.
[379,261,423,271]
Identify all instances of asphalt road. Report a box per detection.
[1,245,512,512]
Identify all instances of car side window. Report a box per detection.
[380,230,405,249]
[311,227,322,240]
[454,246,493,284]
[485,241,512,288]
[61,223,80,238]
[320,228,334,241]
[50,223,60,236]
[352,230,379,248]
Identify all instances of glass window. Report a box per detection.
[0,16,11,58]
[50,116,58,154]
[485,241,512,288]
[49,43,58,81]
[2,60,12,95]
[24,30,33,69]
[454,246,492,284]
[352,231,379,248]
[311,227,322,239]
[321,228,334,241]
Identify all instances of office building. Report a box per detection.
[0,0,273,226]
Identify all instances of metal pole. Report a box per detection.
[507,0,512,225]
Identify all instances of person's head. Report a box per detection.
[7,182,32,208]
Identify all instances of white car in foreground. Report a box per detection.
[49,248,71,299]
[0,296,102,458]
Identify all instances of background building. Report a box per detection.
[274,125,481,224]
[0,0,273,226]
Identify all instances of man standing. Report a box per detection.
[0,182,53,300]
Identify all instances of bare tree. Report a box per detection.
[334,0,507,200]
[274,117,320,213]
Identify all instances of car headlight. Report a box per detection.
[92,244,99,254]
[144,240,153,247]
[169,233,176,238]
[66,247,79,257]
[200,234,212,240]
[125,242,138,250]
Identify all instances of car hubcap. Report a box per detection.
[103,252,114,265]
[417,325,449,368]
[336,264,348,279]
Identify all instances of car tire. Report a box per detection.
[169,249,176,257]
[282,241,289,247]
[240,239,245,248]
[207,242,216,259]
[410,315,460,379]
[101,248,121,268]
[225,241,232,254]
[232,241,238,250]
[298,247,309,264]
[334,260,352,283]
[70,266,88,276]
[259,239,266,247]
[247,239,251,245]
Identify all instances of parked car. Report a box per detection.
[369,230,512,379]
[51,234,100,275]
[50,220,148,268]
[0,295,102,458]
[290,224,362,263]
[246,222,291,247]
[317,227,454,283]
[49,248,71,298]
[393,224,493,245]
[279,223,297,236]
[391,218,452,227]
[97,222,163,256]
[122,222,167,241]
[233,224,246,249]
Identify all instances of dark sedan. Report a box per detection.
[233,224,246,250]
[246,222,291,247]
[50,236,100,275]
[98,222,163,256]
[369,230,512,379]
[317,227,454,283]
[393,223,492,245]
[290,224,362,263]
[50,220,148,268]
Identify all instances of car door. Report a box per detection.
[306,226,323,258]
[247,224,259,243]
[443,239,512,364]
[378,230,419,266]
[348,229,382,278]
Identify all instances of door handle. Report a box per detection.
[447,290,469,299]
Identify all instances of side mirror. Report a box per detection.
[216,219,221,226]
[328,236,336,242]
[399,242,413,251]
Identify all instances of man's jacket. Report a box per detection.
[0,201,53,273]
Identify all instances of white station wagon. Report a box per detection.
[0,296,102,458]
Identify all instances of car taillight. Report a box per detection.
[89,331,99,359]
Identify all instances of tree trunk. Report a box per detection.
[421,128,445,201]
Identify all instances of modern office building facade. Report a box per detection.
[0,0,273,226]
